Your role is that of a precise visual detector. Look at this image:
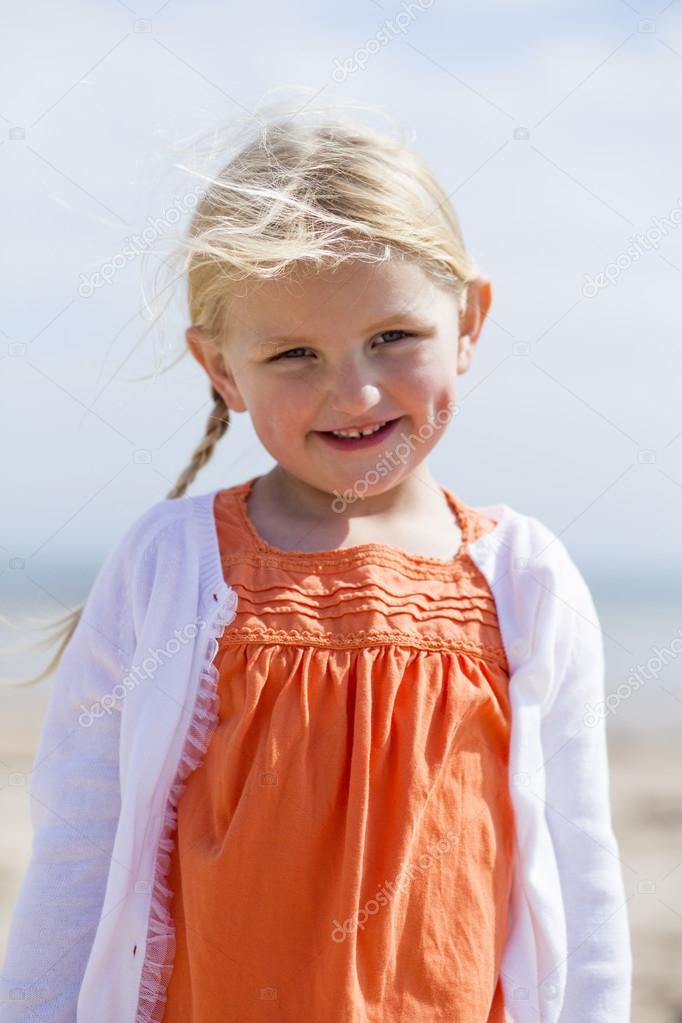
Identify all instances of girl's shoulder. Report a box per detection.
[466,498,581,572]
[465,499,599,652]
[90,492,218,620]
[107,490,215,565]
[71,489,229,665]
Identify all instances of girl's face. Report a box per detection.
[188,257,491,500]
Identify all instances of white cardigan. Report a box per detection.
[0,489,632,1022]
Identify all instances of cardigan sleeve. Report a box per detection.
[0,508,164,1023]
[538,536,633,1021]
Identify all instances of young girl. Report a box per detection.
[1,111,631,1023]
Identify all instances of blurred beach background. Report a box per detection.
[1,0,682,1019]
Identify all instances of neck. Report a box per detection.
[262,462,445,526]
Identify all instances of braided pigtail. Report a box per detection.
[166,387,231,499]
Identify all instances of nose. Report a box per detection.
[326,360,382,420]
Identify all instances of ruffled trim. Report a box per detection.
[135,585,239,1023]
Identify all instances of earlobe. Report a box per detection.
[456,334,473,374]
[458,276,492,351]
[185,325,247,413]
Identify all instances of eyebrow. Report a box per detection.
[259,313,435,347]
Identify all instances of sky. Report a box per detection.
[2,0,682,618]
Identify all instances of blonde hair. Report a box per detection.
[8,100,480,687]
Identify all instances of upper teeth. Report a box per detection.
[331,421,386,438]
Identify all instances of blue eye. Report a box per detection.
[269,331,412,362]
[272,346,311,360]
[378,330,411,344]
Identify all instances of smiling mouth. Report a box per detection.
[315,416,403,448]
[326,421,389,438]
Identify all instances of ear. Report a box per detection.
[186,326,248,413]
[456,277,492,374]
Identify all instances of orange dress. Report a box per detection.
[160,476,514,1022]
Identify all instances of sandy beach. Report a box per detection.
[609,736,682,1022]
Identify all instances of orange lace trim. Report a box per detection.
[217,625,509,669]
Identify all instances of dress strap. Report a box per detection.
[442,488,499,548]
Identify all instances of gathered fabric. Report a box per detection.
[157,477,514,1022]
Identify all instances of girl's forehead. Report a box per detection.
[228,258,442,323]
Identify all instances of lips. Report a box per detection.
[315,416,403,451]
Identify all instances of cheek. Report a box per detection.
[398,364,458,425]
[251,381,312,434]
[391,359,454,405]
[393,341,455,387]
